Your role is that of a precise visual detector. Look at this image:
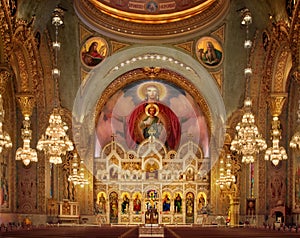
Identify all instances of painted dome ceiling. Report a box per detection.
[74,0,229,42]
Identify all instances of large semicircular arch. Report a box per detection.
[72,45,226,167]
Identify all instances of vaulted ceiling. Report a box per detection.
[74,0,229,42]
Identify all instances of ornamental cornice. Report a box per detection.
[15,92,35,117]
[268,93,288,117]
[74,0,229,42]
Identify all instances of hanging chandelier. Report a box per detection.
[16,116,38,166]
[265,95,288,166]
[37,8,74,164]
[37,108,74,164]
[290,99,300,149]
[216,155,236,190]
[0,94,12,153]
[15,94,38,166]
[68,153,89,187]
[264,118,287,166]
[231,98,267,163]
[230,9,267,163]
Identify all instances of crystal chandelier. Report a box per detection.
[68,153,89,187]
[290,99,300,149]
[37,108,74,164]
[15,94,37,166]
[0,94,12,153]
[37,8,74,164]
[216,155,236,190]
[16,116,38,166]
[265,117,287,166]
[265,94,288,166]
[230,9,267,163]
[231,98,267,163]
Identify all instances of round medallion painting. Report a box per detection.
[196,37,223,67]
[81,37,108,68]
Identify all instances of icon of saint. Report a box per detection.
[82,41,105,67]
[198,41,222,66]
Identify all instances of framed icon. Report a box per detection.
[196,36,223,67]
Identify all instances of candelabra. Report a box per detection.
[37,8,74,164]
[0,94,12,153]
[230,9,267,163]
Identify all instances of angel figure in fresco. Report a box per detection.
[126,83,181,150]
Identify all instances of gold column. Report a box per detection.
[0,70,10,94]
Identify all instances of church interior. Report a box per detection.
[0,0,300,233]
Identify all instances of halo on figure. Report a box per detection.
[97,192,107,202]
[121,192,130,199]
[137,82,167,101]
[197,192,207,204]
[133,192,142,198]
[145,103,159,117]
[162,191,171,199]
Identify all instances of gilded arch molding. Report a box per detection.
[272,45,292,93]
[11,20,43,93]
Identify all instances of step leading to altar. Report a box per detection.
[139,224,164,237]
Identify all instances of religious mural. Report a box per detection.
[186,192,195,223]
[81,37,108,68]
[133,192,142,214]
[95,192,107,215]
[109,192,118,223]
[162,192,171,212]
[196,36,223,67]
[197,192,207,214]
[95,80,209,157]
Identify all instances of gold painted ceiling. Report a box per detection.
[74,0,229,41]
